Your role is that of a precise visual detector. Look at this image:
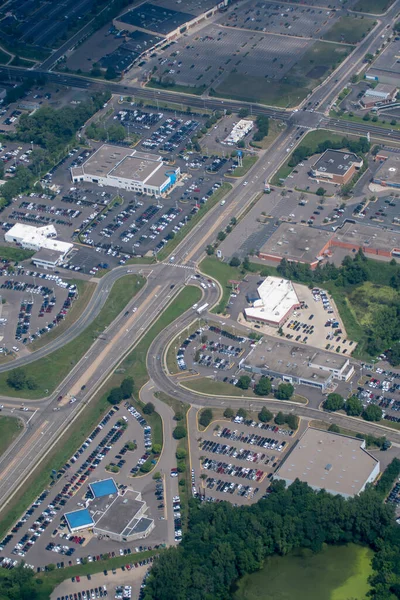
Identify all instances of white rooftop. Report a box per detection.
[6,223,73,255]
[244,276,299,324]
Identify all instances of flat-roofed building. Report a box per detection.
[365,41,400,86]
[240,340,354,391]
[373,154,400,189]
[310,150,363,185]
[360,84,397,109]
[244,276,300,328]
[258,221,400,267]
[71,144,180,196]
[274,428,380,498]
[91,489,154,543]
[4,223,73,268]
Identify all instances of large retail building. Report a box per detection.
[244,276,300,328]
[71,144,180,196]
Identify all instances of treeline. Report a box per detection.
[253,115,269,142]
[1,91,111,205]
[142,478,399,600]
[277,251,400,360]
[86,121,126,143]
[288,136,370,168]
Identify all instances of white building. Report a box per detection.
[244,276,300,327]
[223,119,253,145]
[5,223,72,268]
[71,144,180,196]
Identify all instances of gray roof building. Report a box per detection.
[274,428,380,497]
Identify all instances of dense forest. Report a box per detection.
[277,250,400,360]
[143,461,400,600]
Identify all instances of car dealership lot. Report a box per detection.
[192,417,297,505]
[0,404,166,568]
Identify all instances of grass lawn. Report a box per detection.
[250,119,285,150]
[353,0,393,12]
[347,281,399,328]
[332,110,400,132]
[233,544,373,600]
[0,275,145,398]
[126,256,155,265]
[0,246,35,262]
[228,156,258,178]
[146,79,207,96]
[214,42,349,108]
[182,377,255,397]
[322,16,375,44]
[117,286,202,389]
[10,56,36,67]
[271,129,358,185]
[30,280,96,350]
[0,416,23,456]
[157,183,232,261]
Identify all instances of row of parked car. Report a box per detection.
[202,458,265,482]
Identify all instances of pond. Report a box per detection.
[233,543,373,600]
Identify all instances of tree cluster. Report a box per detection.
[7,368,37,391]
[107,377,134,405]
[86,121,126,143]
[142,476,399,600]
[199,408,213,428]
[274,383,294,400]
[253,116,269,142]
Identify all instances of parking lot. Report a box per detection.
[0,141,35,171]
[0,268,78,353]
[0,403,168,569]
[191,414,298,505]
[128,23,311,90]
[218,1,338,39]
[357,365,400,425]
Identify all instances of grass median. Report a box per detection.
[157,183,232,262]
[0,415,23,457]
[227,156,258,178]
[0,275,145,398]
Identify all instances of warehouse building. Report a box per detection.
[360,84,397,109]
[4,223,73,268]
[365,41,400,86]
[71,144,180,196]
[310,150,363,185]
[240,340,354,391]
[373,154,400,189]
[244,276,300,328]
[258,221,400,267]
[274,428,380,498]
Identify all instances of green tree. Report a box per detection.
[105,65,117,80]
[285,414,299,430]
[345,395,363,416]
[173,425,187,439]
[223,407,235,419]
[229,257,241,267]
[6,368,27,390]
[362,404,382,422]
[176,448,187,460]
[206,245,215,255]
[258,407,273,423]
[274,383,294,400]
[316,187,326,197]
[323,393,344,412]
[238,108,249,118]
[217,231,226,241]
[274,411,285,425]
[328,424,340,433]
[120,377,134,399]
[237,407,247,419]
[254,376,272,396]
[143,402,155,415]
[236,375,251,390]
[199,408,213,428]
[152,444,162,454]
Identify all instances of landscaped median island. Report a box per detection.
[0,415,23,457]
[0,274,145,398]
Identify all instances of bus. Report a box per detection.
[197,303,209,315]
